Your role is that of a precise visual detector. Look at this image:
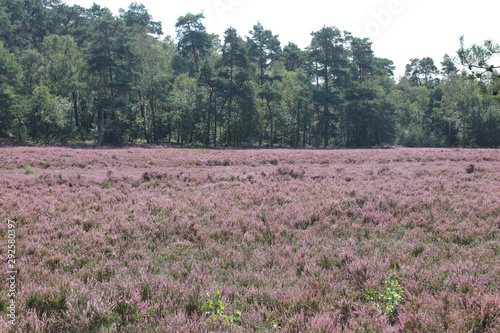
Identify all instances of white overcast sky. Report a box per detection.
[63,0,499,78]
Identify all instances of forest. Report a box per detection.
[0,0,499,148]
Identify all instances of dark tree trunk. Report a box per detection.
[73,91,79,128]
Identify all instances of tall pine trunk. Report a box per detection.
[97,71,103,146]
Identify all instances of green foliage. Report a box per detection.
[342,81,395,146]
[121,2,162,35]
[111,297,142,328]
[175,12,212,73]
[479,104,500,146]
[0,1,498,147]
[271,320,283,330]
[171,74,201,145]
[26,292,67,318]
[248,22,281,86]
[309,26,349,147]
[439,75,487,147]
[404,57,439,87]
[40,35,83,96]
[219,27,258,146]
[458,37,500,81]
[0,40,22,138]
[0,41,21,87]
[366,274,404,321]
[203,290,225,318]
[25,165,36,174]
[203,290,242,326]
[28,85,70,142]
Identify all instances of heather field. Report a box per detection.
[1,147,500,333]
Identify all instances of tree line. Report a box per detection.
[1,0,499,147]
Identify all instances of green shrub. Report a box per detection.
[366,274,404,322]
[203,290,242,326]
[26,292,67,317]
[25,165,36,174]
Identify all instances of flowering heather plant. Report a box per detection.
[0,147,499,332]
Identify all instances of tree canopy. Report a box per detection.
[0,1,499,147]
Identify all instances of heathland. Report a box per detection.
[0,147,499,332]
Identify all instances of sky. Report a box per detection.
[63,0,499,78]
